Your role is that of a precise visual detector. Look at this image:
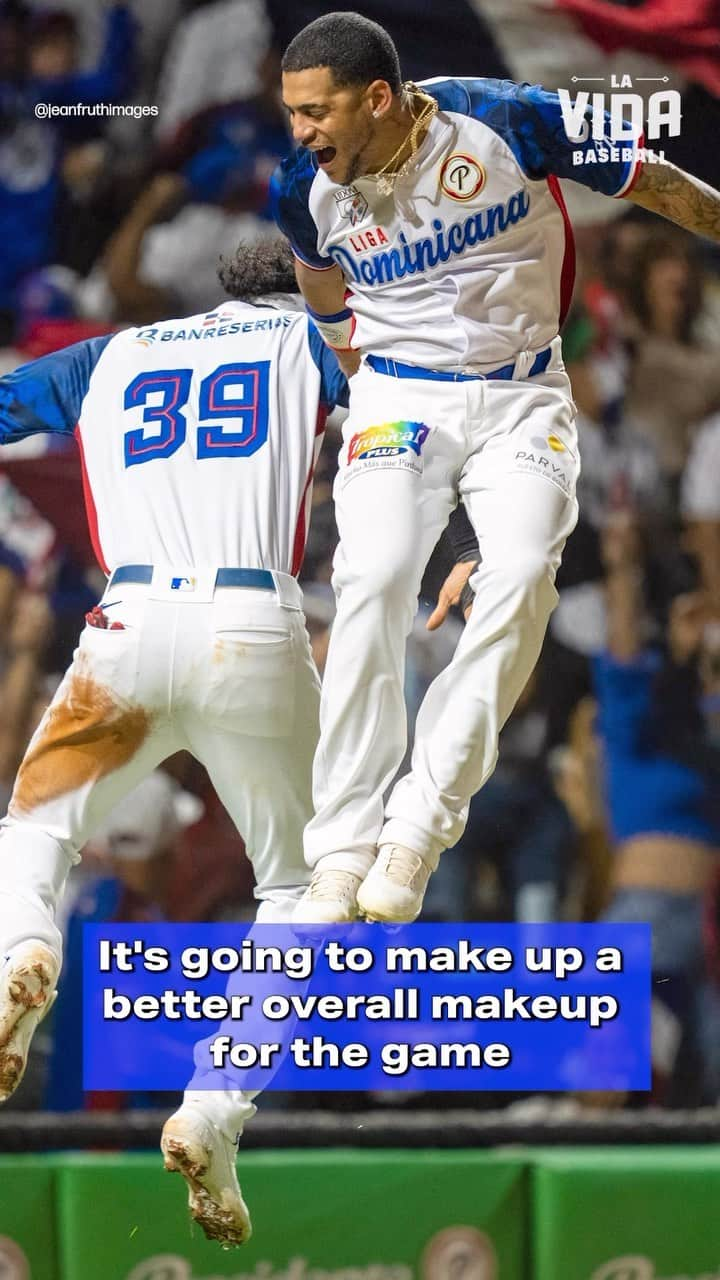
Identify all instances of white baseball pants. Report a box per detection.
[304,345,579,875]
[0,568,320,963]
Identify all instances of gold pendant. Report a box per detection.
[376,174,396,197]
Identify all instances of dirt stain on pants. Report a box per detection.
[10,666,154,816]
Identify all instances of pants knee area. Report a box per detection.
[336,559,417,606]
[487,552,555,599]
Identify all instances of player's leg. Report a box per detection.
[299,365,462,918]
[180,590,320,916]
[0,606,175,1102]
[359,369,579,921]
[162,596,320,1247]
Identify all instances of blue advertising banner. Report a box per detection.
[82,922,651,1092]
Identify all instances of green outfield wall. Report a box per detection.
[531,1146,720,1280]
[0,1155,62,1280]
[2,1147,720,1279]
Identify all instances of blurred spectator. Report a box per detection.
[98,102,287,321]
[681,411,720,608]
[567,221,720,451]
[623,229,720,476]
[564,213,649,429]
[558,219,707,664]
[0,587,53,809]
[33,0,183,102]
[155,0,275,149]
[595,513,720,1103]
[0,443,59,809]
[0,2,136,337]
[551,694,614,922]
[28,10,79,81]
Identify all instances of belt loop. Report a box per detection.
[271,571,302,611]
[271,571,288,609]
[514,351,532,380]
[270,571,284,607]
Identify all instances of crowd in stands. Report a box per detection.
[1,0,720,1111]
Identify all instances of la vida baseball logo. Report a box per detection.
[440,153,486,201]
[559,72,681,166]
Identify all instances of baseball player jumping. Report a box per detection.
[275,11,720,927]
[0,240,347,1247]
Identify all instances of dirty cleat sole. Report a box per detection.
[0,943,59,1103]
[162,1109,251,1248]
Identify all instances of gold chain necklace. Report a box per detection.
[374,83,438,197]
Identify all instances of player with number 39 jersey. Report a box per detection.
[0,250,348,1248]
[0,304,344,575]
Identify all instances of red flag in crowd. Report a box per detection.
[553,0,720,95]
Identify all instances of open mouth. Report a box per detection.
[315,146,337,168]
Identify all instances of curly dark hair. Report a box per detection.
[218,238,298,300]
[281,12,402,93]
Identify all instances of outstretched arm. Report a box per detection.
[625,160,720,244]
[294,259,361,378]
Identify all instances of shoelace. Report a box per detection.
[308,872,356,901]
[381,847,426,886]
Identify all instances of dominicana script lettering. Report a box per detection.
[329,189,530,285]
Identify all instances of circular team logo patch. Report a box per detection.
[0,1237,30,1280]
[421,1226,498,1280]
[440,153,486,201]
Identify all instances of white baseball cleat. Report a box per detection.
[291,869,362,924]
[357,845,435,923]
[0,942,59,1104]
[161,1104,253,1248]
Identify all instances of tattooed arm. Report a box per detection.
[625,160,720,243]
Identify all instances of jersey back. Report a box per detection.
[0,301,345,576]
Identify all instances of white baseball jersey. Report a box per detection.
[0,301,347,576]
[273,77,643,371]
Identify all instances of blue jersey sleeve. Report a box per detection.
[425,77,641,198]
[306,323,349,411]
[270,148,335,271]
[0,335,113,443]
